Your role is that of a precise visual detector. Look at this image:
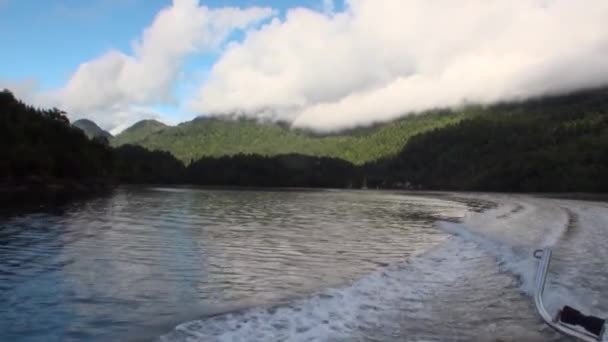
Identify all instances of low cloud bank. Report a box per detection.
[54,0,273,129]
[6,0,608,132]
[192,0,608,131]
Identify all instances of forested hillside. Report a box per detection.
[0,90,360,192]
[0,90,114,184]
[112,112,465,164]
[73,119,112,141]
[366,88,608,192]
[186,154,360,188]
[4,86,608,193]
[111,119,168,146]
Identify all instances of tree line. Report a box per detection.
[110,110,463,165]
[1,89,359,190]
[3,87,608,193]
[364,87,608,192]
[114,145,361,188]
[1,89,114,184]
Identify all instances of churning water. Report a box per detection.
[1,188,607,341]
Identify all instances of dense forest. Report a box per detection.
[186,154,360,188]
[72,119,112,141]
[0,90,114,185]
[112,145,186,184]
[365,88,608,192]
[111,112,465,165]
[0,89,359,194]
[111,119,167,146]
[3,86,608,194]
[113,147,359,188]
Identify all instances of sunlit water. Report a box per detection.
[1,188,607,341]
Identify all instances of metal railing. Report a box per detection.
[533,248,602,342]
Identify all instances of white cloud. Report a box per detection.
[58,0,273,129]
[191,0,608,132]
[0,78,41,104]
[107,108,168,136]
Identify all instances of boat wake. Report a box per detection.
[160,194,608,342]
[445,194,608,317]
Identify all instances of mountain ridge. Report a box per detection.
[93,86,608,170]
[111,110,465,164]
[3,86,608,192]
[73,119,112,140]
[111,119,168,146]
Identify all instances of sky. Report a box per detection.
[2,0,608,134]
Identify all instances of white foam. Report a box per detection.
[161,228,565,341]
[161,235,516,341]
[161,194,608,341]
[437,220,539,295]
[440,194,608,319]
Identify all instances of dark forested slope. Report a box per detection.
[73,119,112,141]
[366,88,608,192]
[186,153,360,188]
[5,86,608,193]
[0,89,359,190]
[0,90,114,184]
[113,145,186,184]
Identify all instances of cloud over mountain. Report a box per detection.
[191,0,608,131]
[57,0,273,129]
[7,0,608,132]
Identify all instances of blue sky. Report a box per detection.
[0,0,332,88]
[0,0,327,88]
[0,0,335,128]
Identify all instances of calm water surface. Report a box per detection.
[1,187,607,341]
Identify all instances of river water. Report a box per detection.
[1,187,607,341]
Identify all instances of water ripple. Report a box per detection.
[0,188,463,341]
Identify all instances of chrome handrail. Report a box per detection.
[533,248,602,342]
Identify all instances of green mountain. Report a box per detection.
[73,119,112,140]
[112,111,466,165]
[4,86,608,193]
[366,87,608,192]
[111,119,168,146]
[109,85,608,192]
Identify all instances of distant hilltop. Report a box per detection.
[3,85,608,192]
[107,111,461,164]
[73,119,112,140]
[111,119,168,146]
[71,86,608,169]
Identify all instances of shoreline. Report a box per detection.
[0,180,116,214]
